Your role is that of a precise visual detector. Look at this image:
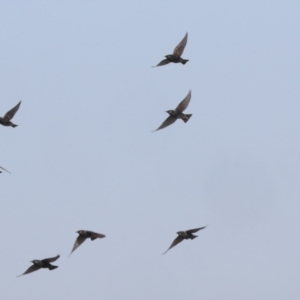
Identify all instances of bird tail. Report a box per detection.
[11,123,18,128]
[91,236,97,241]
[191,235,198,240]
[182,114,192,123]
[180,59,189,65]
[48,265,58,270]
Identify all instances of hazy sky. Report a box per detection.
[1,1,300,299]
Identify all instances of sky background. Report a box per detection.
[1,1,300,299]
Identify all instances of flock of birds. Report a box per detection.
[2,32,207,277]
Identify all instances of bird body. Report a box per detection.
[163,226,206,254]
[154,90,192,131]
[70,230,106,255]
[153,33,189,67]
[0,101,21,128]
[18,255,60,276]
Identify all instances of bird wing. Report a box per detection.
[153,115,177,132]
[70,235,87,254]
[153,59,170,67]
[0,166,11,174]
[42,255,60,263]
[186,226,206,234]
[89,231,106,240]
[3,101,21,121]
[173,32,188,57]
[162,236,184,254]
[17,264,41,277]
[174,90,191,113]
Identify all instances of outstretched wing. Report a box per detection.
[42,255,60,263]
[173,33,188,57]
[17,264,40,277]
[70,235,87,255]
[3,101,21,121]
[162,236,184,254]
[89,231,106,240]
[186,226,206,234]
[0,166,11,174]
[174,90,191,113]
[153,115,177,132]
[152,59,170,68]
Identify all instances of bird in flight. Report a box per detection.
[69,230,106,255]
[153,32,189,67]
[0,101,21,128]
[0,166,11,174]
[163,226,206,254]
[153,90,192,131]
[17,255,60,277]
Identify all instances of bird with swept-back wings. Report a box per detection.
[17,255,60,277]
[163,226,206,254]
[153,33,189,67]
[69,230,106,255]
[153,90,192,131]
[0,101,21,128]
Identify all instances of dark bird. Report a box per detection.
[17,255,60,277]
[153,90,192,131]
[163,226,206,254]
[0,166,11,174]
[0,101,21,128]
[70,230,106,255]
[153,32,189,67]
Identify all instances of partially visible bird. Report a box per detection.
[0,166,11,174]
[0,101,21,128]
[153,90,192,131]
[153,32,189,67]
[70,230,106,255]
[163,226,206,254]
[17,255,60,277]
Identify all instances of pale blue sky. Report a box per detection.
[1,1,300,299]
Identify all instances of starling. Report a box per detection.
[153,32,189,67]
[70,230,106,255]
[163,226,206,254]
[153,90,192,131]
[0,101,21,128]
[17,255,60,277]
[0,166,11,174]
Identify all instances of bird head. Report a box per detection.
[31,260,42,266]
[77,230,85,235]
[166,110,174,115]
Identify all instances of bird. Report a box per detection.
[0,101,21,128]
[69,230,106,255]
[153,90,192,131]
[17,255,60,277]
[163,226,206,254]
[0,166,11,174]
[153,32,189,67]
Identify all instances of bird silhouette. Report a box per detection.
[153,90,192,131]
[0,166,11,174]
[17,255,60,277]
[163,226,206,254]
[0,101,21,128]
[153,33,189,67]
[70,230,106,255]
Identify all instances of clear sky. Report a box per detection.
[1,1,300,299]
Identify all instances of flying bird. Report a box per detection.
[17,255,60,277]
[153,90,192,131]
[0,101,21,128]
[0,166,11,174]
[163,226,206,254]
[70,230,106,255]
[153,32,189,67]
